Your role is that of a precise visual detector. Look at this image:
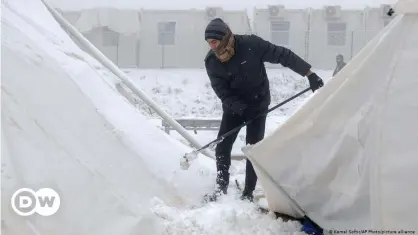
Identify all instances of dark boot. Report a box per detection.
[203,169,229,202]
[240,159,256,202]
[203,189,224,202]
[240,188,254,202]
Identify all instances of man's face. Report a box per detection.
[207,39,220,50]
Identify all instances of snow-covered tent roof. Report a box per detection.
[244,0,418,230]
[61,8,141,35]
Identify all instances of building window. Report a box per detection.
[102,26,119,46]
[270,21,290,46]
[327,22,346,46]
[158,21,176,45]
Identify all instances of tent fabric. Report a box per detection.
[395,0,418,13]
[243,1,418,230]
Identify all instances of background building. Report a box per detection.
[58,4,395,70]
[139,7,251,68]
[252,5,310,68]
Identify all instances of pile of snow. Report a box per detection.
[151,196,305,235]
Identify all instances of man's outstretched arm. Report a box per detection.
[250,35,323,91]
[250,34,312,76]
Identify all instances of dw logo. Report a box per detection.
[11,188,61,216]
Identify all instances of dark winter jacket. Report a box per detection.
[205,34,312,114]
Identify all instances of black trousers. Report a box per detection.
[215,109,267,193]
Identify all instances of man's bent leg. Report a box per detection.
[242,111,267,201]
[205,111,242,202]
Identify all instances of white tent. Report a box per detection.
[244,0,418,231]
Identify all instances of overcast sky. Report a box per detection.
[47,0,397,11]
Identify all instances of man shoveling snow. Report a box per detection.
[202,18,324,203]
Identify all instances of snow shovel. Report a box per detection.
[180,87,312,170]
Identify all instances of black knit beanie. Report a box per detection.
[204,18,229,41]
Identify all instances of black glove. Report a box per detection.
[230,101,247,116]
[307,73,324,92]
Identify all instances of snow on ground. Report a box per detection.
[1,0,332,234]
